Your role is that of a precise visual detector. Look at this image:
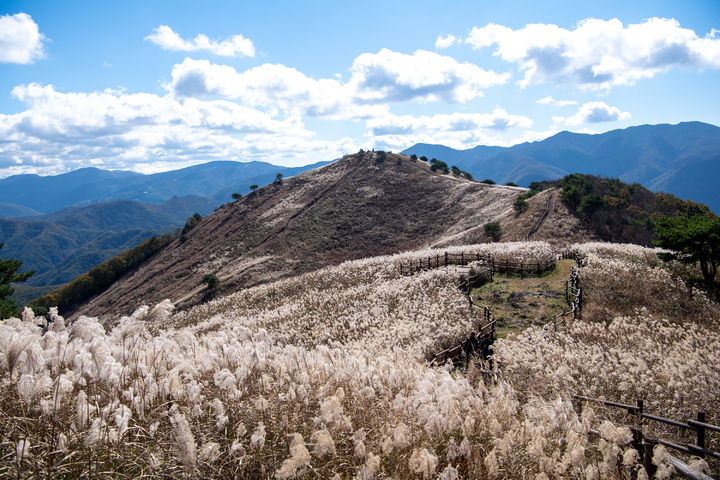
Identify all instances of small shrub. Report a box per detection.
[480,179,496,185]
[410,154,418,161]
[202,274,221,290]
[505,182,519,187]
[484,221,502,242]
[513,197,529,213]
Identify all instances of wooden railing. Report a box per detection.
[400,252,492,276]
[400,252,556,278]
[543,265,582,330]
[574,395,718,479]
[457,267,493,293]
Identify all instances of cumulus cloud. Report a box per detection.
[166,50,509,120]
[466,17,720,90]
[167,58,386,120]
[536,96,577,107]
[145,25,255,57]
[0,13,47,64]
[564,101,631,125]
[435,34,458,49]
[367,110,532,136]
[0,83,354,175]
[351,49,509,103]
[365,110,532,151]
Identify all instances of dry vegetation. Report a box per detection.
[1,242,718,479]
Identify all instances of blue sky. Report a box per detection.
[1,0,719,176]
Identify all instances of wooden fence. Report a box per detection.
[543,265,583,331]
[400,252,492,276]
[457,267,493,294]
[400,252,556,278]
[488,257,556,277]
[574,395,718,479]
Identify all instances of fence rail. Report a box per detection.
[574,394,719,478]
[400,252,556,278]
[400,252,492,276]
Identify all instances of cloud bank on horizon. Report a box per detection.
[0,7,719,177]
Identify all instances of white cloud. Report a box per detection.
[367,110,532,136]
[564,101,631,125]
[436,34,457,49]
[536,96,577,106]
[0,13,47,64]
[365,110,532,151]
[145,25,255,57]
[466,17,720,90]
[167,58,386,120]
[0,83,353,174]
[350,49,509,103]
[167,50,509,121]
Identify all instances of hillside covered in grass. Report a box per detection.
[1,241,717,478]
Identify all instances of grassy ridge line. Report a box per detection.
[28,234,174,315]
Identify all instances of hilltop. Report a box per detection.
[64,151,589,322]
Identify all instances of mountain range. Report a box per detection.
[1,195,219,289]
[402,121,720,213]
[0,160,330,215]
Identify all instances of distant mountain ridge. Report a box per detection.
[0,160,331,214]
[0,195,219,287]
[402,121,720,213]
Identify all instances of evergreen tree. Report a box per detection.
[0,243,35,319]
[655,214,720,284]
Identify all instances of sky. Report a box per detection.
[1,0,719,177]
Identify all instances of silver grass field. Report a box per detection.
[0,241,717,479]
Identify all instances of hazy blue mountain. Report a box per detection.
[0,202,43,218]
[0,195,220,287]
[0,160,332,213]
[402,122,720,212]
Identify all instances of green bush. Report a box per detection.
[480,179,496,185]
[513,197,529,213]
[202,273,221,290]
[505,182,519,187]
[484,221,502,242]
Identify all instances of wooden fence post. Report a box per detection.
[643,437,657,478]
[520,261,523,279]
[697,411,706,456]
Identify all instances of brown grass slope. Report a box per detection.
[69,152,589,323]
